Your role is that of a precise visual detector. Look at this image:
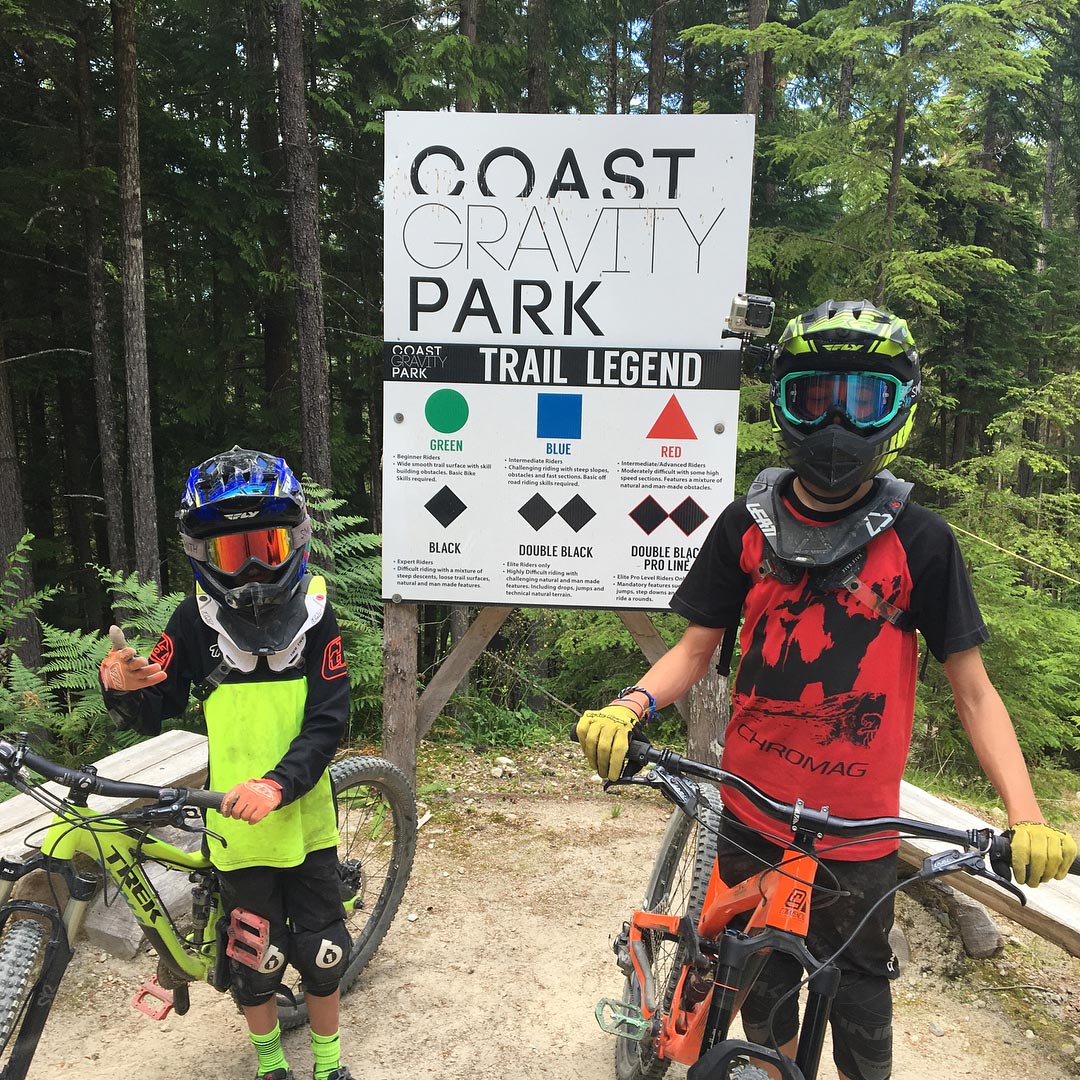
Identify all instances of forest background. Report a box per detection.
[2,0,1080,813]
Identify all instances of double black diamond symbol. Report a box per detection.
[629,496,708,536]
[519,493,596,533]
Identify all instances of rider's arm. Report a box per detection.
[616,622,728,713]
[102,601,199,735]
[261,601,349,804]
[943,644,1044,825]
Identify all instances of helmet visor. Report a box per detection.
[778,371,910,429]
[206,527,294,574]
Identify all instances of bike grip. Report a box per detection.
[108,624,129,651]
[569,724,580,742]
[182,788,227,812]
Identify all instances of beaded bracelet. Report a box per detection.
[617,685,657,722]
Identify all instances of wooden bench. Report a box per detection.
[0,729,209,958]
[0,728,208,861]
[898,779,1080,958]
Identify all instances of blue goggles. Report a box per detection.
[777,371,912,429]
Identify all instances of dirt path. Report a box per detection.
[27,744,1080,1080]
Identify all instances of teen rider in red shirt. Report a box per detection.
[577,301,1077,1080]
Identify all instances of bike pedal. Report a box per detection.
[595,997,652,1042]
[226,906,271,970]
[131,975,174,1020]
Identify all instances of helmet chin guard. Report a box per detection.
[782,424,883,494]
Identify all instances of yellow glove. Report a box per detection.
[99,625,167,693]
[576,704,642,782]
[1011,822,1078,886]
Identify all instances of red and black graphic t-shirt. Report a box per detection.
[672,476,988,860]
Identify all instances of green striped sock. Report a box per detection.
[311,1028,341,1080]
[249,1023,290,1077]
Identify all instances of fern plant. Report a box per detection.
[303,478,385,735]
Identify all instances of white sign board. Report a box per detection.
[382,111,754,609]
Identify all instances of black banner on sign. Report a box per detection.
[383,341,741,390]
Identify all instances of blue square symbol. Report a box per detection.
[536,394,582,440]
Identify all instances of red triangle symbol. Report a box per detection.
[647,395,697,440]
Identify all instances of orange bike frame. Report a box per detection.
[627,848,819,1066]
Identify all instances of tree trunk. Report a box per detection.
[742,0,768,116]
[680,39,697,114]
[111,0,160,586]
[58,371,102,630]
[647,1,668,114]
[873,0,913,305]
[245,0,293,410]
[1037,91,1060,276]
[457,0,478,112]
[526,0,550,114]
[75,10,128,574]
[0,326,41,669]
[606,24,618,114]
[276,0,332,489]
[837,54,854,123]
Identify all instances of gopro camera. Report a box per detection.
[726,293,775,337]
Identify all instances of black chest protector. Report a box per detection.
[744,467,915,629]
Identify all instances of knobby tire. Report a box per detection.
[278,756,418,1029]
[0,917,50,1063]
[615,781,723,1080]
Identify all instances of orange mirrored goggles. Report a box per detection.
[205,527,294,574]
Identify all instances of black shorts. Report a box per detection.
[716,811,899,978]
[217,846,346,936]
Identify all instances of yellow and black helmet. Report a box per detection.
[769,300,921,493]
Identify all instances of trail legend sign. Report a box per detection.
[382,111,754,609]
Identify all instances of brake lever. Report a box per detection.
[918,848,1027,907]
[606,766,699,816]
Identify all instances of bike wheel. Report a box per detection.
[0,917,50,1059]
[279,756,417,1029]
[615,781,722,1080]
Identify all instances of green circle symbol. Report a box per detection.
[425,388,469,434]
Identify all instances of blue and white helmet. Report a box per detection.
[177,447,312,624]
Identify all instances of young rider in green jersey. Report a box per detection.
[100,447,354,1080]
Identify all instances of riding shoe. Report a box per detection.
[319,1069,354,1080]
[256,1070,294,1080]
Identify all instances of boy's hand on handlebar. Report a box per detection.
[220,778,282,823]
[1010,822,1078,885]
[99,625,167,692]
[576,704,642,781]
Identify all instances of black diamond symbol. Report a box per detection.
[629,496,668,534]
[559,495,596,533]
[425,485,467,527]
[519,493,556,531]
[669,497,708,536]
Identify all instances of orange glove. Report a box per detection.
[99,625,167,692]
[220,778,283,823]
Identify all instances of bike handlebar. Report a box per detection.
[0,737,225,812]
[573,726,1080,880]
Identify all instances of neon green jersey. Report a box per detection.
[204,677,339,870]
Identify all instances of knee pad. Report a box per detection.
[288,919,350,996]
[738,952,801,1050]
[830,972,893,1080]
[229,934,290,1006]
